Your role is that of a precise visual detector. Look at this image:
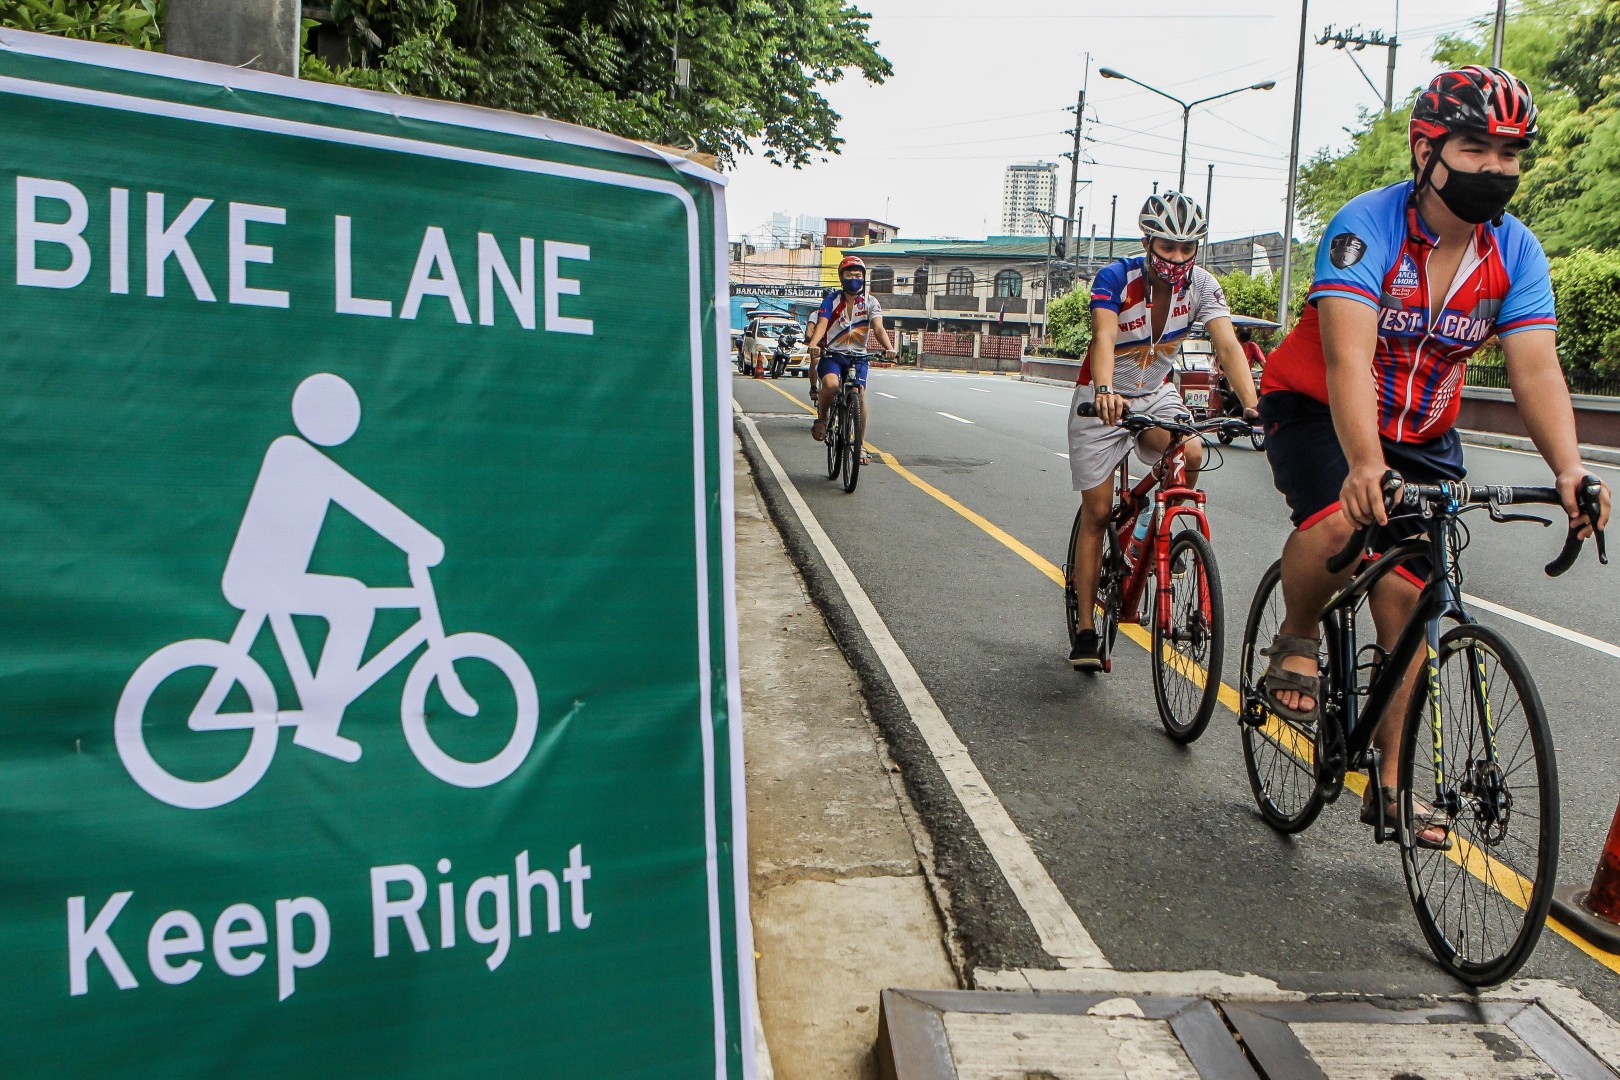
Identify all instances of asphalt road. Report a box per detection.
[733,365,1620,1011]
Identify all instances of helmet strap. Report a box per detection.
[1415,134,1446,193]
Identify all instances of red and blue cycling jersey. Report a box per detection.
[1263,180,1556,443]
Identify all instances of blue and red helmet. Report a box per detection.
[1410,66,1538,149]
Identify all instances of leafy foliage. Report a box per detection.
[305,0,892,168]
[1044,287,1090,357]
[1549,249,1620,378]
[0,0,160,48]
[1215,268,1308,330]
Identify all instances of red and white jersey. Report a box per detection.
[817,290,884,356]
[1080,258,1230,395]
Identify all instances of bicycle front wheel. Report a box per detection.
[1152,530,1224,743]
[1400,623,1558,986]
[841,388,863,493]
[1238,559,1326,832]
[824,396,841,480]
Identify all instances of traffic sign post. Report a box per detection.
[0,30,751,1077]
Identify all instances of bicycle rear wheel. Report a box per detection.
[1152,530,1224,743]
[1238,558,1326,832]
[1063,502,1122,671]
[841,388,863,493]
[824,396,841,480]
[1063,505,1084,643]
[1400,623,1557,986]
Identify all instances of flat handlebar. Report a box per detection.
[1325,471,1608,578]
[1075,400,1252,439]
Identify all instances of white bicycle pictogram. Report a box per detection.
[115,374,537,810]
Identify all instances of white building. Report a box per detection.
[1001,162,1058,236]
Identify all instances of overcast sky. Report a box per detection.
[723,1,1506,246]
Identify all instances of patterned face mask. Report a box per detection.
[1149,251,1195,291]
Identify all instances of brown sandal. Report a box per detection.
[811,418,827,442]
[1360,785,1452,850]
[1260,633,1321,724]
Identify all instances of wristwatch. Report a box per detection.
[1095,384,1114,396]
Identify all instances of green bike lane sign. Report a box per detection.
[0,31,750,1078]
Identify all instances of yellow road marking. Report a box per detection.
[746,377,1620,977]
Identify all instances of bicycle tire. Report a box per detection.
[1249,425,1266,452]
[1063,504,1083,643]
[824,394,841,480]
[1238,558,1326,832]
[1152,530,1224,743]
[1399,622,1558,986]
[841,387,862,493]
[1063,502,1123,670]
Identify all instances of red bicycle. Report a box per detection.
[1064,404,1250,742]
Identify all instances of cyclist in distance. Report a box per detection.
[807,254,896,459]
[1067,190,1260,671]
[1256,66,1610,843]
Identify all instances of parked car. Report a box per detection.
[740,314,810,377]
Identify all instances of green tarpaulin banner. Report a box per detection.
[0,30,751,1078]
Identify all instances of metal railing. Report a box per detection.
[1466,364,1620,397]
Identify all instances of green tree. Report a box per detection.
[1548,249,1620,378]
[0,0,160,48]
[307,0,891,168]
[1044,287,1090,357]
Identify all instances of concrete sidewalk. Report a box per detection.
[735,437,958,1078]
[732,430,1620,1079]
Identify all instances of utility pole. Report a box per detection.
[1063,55,1092,265]
[1204,164,1214,241]
[1491,0,1507,66]
[1317,25,1399,112]
[165,0,300,75]
[1107,194,1118,271]
[1280,0,1309,328]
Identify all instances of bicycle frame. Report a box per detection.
[1318,511,1475,824]
[1111,443,1211,627]
[191,561,470,731]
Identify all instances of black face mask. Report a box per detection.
[1435,158,1519,224]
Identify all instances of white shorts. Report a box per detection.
[1067,382,1189,492]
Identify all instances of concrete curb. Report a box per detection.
[1458,427,1620,466]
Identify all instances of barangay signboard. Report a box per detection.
[0,30,752,1078]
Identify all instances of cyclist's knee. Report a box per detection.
[1183,439,1205,470]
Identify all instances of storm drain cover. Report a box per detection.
[878,990,1616,1080]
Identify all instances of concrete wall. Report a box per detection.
[1456,386,1620,447]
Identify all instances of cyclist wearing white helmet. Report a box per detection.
[1066,190,1260,670]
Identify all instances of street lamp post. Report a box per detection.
[1098,68,1276,190]
[1027,206,1068,341]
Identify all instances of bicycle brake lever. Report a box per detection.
[1487,504,1552,527]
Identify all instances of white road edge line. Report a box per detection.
[1464,593,1620,661]
[876,392,898,400]
[734,406,1109,970]
[1054,452,1070,459]
[1469,442,1620,473]
[969,387,992,394]
[938,412,976,425]
[1036,401,1066,408]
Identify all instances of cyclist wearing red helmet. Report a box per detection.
[806,254,896,453]
[1257,66,1610,842]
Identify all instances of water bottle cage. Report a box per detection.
[1354,642,1388,695]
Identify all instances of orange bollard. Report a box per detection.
[1552,796,1620,952]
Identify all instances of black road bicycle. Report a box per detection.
[1238,472,1606,984]
[820,352,865,494]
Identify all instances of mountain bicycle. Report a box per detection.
[821,351,865,494]
[1237,472,1606,984]
[1063,402,1252,742]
